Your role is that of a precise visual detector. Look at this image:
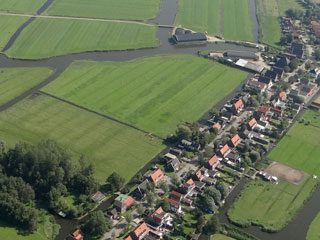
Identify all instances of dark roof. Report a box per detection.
[174,32,207,42]
[258,76,272,85]
[291,43,303,58]
[264,70,277,80]
[272,67,284,76]
[275,56,289,69]
[226,50,257,60]
[175,28,185,35]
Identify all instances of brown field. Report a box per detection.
[265,162,307,184]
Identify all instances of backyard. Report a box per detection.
[0,67,54,105]
[45,0,161,21]
[175,0,254,41]
[0,94,164,183]
[228,177,317,232]
[42,54,248,138]
[5,18,159,59]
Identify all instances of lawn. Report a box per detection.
[228,177,317,232]
[307,213,320,240]
[0,94,164,183]
[42,54,248,138]
[268,110,320,176]
[45,0,161,21]
[175,0,254,41]
[256,0,304,47]
[5,18,159,59]
[211,234,234,240]
[0,67,54,105]
[0,0,45,14]
[0,15,28,50]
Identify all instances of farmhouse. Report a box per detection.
[173,28,207,43]
[114,194,135,213]
[150,168,165,184]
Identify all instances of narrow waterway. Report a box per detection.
[249,0,259,43]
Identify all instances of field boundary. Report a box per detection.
[38,91,163,140]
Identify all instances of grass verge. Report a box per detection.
[307,213,320,240]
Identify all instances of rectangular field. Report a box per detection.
[0,94,164,183]
[228,177,317,231]
[45,0,161,21]
[5,18,159,59]
[0,67,54,105]
[175,0,254,41]
[0,15,28,50]
[42,54,249,138]
[0,0,45,14]
[268,110,320,175]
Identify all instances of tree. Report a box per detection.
[176,125,191,140]
[305,61,312,70]
[146,192,156,206]
[209,108,219,118]
[171,174,181,188]
[280,36,287,46]
[82,210,109,237]
[161,199,171,212]
[196,215,206,233]
[315,49,320,61]
[284,66,290,73]
[204,186,222,205]
[279,118,289,131]
[203,215,220,235]
[286,34,293,43]
[249,151,261,162]
[106,172,125,193]
[216,181,229,199]
[230,126,237,135]
[137,205,145,216]
[159,181,169,193]
[125,213,133,223]
[289,59,299,71]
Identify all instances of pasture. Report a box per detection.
[228,177,317,231]
[211,234,234,240]
[45,0,161,21]
[5,18,159,59]
[307,213,320,240]
[0,67,54,105]
[0,0,45,14]
[0,94,164,183]
[42,54,248,138]
[268,110,320,176]
[175,0,254,41]
[0,15,28,50]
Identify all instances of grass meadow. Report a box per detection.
[0,67,54,105]
[307,213,320,240]
[268,110,320,175]
[175,0,254,41]
[43,55,248,138]
[228,177,317,231]
[0,94,164,183]
[0,0,45,14]
[6,18,159,59]
[45,0,161,21]
[211,234,234,240]
[0,15,28,50]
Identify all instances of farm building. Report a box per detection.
[225,50,258,60]
[235,59,264,73]
[173,28,207,43]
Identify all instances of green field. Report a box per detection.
[5,18,159,59]
[0,15,28,50]
[43,55,248,137]
[211,234,234,240]
[0,94,164,183]
[256,0,304,47]
[45,0,161,21]
[269,110,320,175]
[0,0,45,14]
[228,177,317,232]
[175,0,254,41]
[0,67,54,105]
[307,213,320,240]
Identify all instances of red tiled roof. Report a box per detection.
[195,168,202,179]
[133,222,150,239]
[186,178,194,185]
[213,122,221,129]
[167,198,180,206]
[150,168,164,184]
[270,107,282,114]
[125,196,135,208]
[170,191,182,201]
[248,118,257,128]
[279,91,286,100]
[230,134,241,147]
[248,80,266,90]
[258,106,270,115]
[124,236,133,240]
[233,99,243,110]
[220,144,230,156]
[208,154,218,166]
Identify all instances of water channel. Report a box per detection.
[0,0,318,239]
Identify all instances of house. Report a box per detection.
[195,167,208,181]
[247,79,267,93]
[225,151,241,163]
[212,122,221,130]
[279,91,287,101]
[299,83,317,98]
[179,139,200,152]
[205,154,220,169]
[166,158,180,172]
[167,191,182,213]
[149,207,172,229]
[132,179,149,200]
[114,194,135,213]
[194,181,206,190]
[231,99,244,114]
[239,130,253,140]
[247,118,258,130]
[150,168,165,184]
[164,152,177,161]
[270,107,282,119]
[169,148,182,157]
[130,222,161,240]
[252,134,269,145]
[264,70,278,81]
[291,43,303,59]
[229,134,242,148]
[258,76,273,88]
[66,229,84,240]
[292,103,301,112]
[309,68,320,78]
[258,106,271,119]
[274,56,289,69]
[178,178,195,195]
[202,176,216,186]
[124,236,133,240]
[173,29,207,43]
[219,144,231,158]
[272,67,284,78]
[104,208,118,220]
[91,191,106,203]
